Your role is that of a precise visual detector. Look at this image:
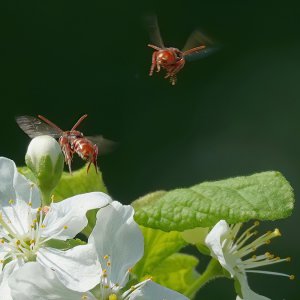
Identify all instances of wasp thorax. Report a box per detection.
[157,51,175,64]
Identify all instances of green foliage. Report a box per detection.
[133,191,167,210]
[52,164,107,201]
[151,253,199,295]
[19,164,107,201]
[133,226,200,295]
[133,171,294,231]
[44,238,86,250]
[52,165,108,237]
[18,166,37,183]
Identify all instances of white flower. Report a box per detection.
[205,220,294,300]
[9,201,189,300]
[0,157,111,299]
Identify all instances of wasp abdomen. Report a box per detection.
[72,138,95,160]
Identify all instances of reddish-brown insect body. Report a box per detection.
[71,137,98,173]
[16,114,115,174]
[149,45,187,85]
[146,15,214,85]
[36,114,100,174]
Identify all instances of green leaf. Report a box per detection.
[44,238,86,250]
[19,164,107,201]
[54,165,108,237]
[150,253,199,295]
[133,226,199,294]
[18,166,37,183]
[52,164,107,201]
[132,191,167,210]
[133,171,294,231]
[134,226,187,278]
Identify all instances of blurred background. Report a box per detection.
[0,0,299,298]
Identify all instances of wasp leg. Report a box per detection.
[86,144,98,174]
[149,51,158,76]
[166,59,185,78]
[93,144,99,174]
[59,137,74,174]
[170,75,177,85]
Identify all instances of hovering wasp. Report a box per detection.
[146,15,217,85]
[16,114,115,174]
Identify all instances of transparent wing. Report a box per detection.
[86,135,118,156]
[182,29,213,52]
[184,47,219,62]
[16,115,62,139]
[144,14,165,48]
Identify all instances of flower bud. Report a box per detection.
[25,135,64,205]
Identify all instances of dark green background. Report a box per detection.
[0,0,299,299]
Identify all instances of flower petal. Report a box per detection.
[88,201,143,287]
[0,157,40,208]
[126,280,189,300]
[1,199,33,236]
[37,244,101,292]
[235,272,270,300]
[205,219,235,276]
[0,241,11,274]
[41,192,112,240]
[0,259,24,300]
[9,262,97,300]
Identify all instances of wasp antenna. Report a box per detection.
[148,44,162,51]
[71,114,88,131]
[37,115,63,132]
[183,45,206,56]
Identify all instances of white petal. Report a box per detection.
[235,273,270,300]
[205,220,235,276]
[0,242,11,274]
[0,259,24,300]
[1,199,33,236]
[9,262,97,300]
[37,244,101,292]
[88,201,143,287]
[126,280,189,300]
[0,157,40,208]
[41,192,112,240]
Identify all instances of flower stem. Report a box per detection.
[184,258,224,298]
[41,188,52,206]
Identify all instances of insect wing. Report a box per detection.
[182,29,213,52]
[16,115,62,139]
[86,135,118,156]
[145,14,165,48]
[184,46,218,62]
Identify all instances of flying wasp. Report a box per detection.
[147,15,216,85]
[16,114,115,173]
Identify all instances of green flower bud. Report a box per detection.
[25,135,64,205]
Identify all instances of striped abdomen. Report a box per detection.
[72,137,96,160]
